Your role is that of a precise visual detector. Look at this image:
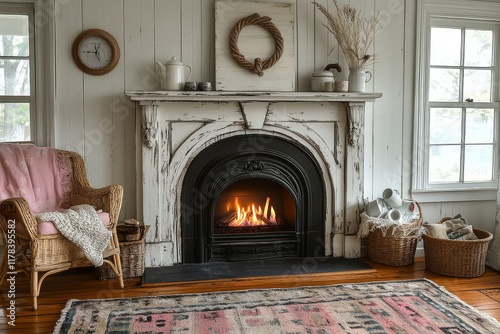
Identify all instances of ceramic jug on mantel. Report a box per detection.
[155,57,192,90]
[348,68,372,93]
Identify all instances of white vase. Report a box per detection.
[348,68,372,92]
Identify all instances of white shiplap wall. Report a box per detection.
[53,0,497,242]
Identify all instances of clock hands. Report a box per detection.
[81,42,103,62]
[94,43,102,61]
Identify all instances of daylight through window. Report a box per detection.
[425,20,498,187]
[0,7,34,142]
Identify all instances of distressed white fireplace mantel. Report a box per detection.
[126,90,382,267]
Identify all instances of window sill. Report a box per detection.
[411,188,497,203]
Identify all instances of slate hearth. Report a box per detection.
[142,257,373,284]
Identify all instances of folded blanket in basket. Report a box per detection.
[442,214,478,240]
[36,204,112,266]
[357,213,424,239]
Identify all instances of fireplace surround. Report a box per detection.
[126,91,381,267]
[181,134,324,263]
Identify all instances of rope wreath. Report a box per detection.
[229,13,284,77]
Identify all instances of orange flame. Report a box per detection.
[227,197,277,226]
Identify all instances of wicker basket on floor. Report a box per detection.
[422,227,492,278]
[97,225,149,279]
[365,202,424,266]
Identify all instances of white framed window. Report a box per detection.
[0,4,34,142]
[0,1,54,145]
[413,0,500,201]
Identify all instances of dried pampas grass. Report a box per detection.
[313,0,381,69]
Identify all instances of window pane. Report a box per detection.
[429,68,460,101]
[463,69,491,102]
[0,60,30,95]
[464,145,493,181]
[429,108,462,144]
[429,145,461,183]
[431,27,461,66]
[464,29,493,67]
[466,109,494,143]
[0,15,29,57]
[0,103,30,141]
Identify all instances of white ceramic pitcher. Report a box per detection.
[154,57,192,91]
[348,68,372,93]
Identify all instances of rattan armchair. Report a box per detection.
[0,147,124,310]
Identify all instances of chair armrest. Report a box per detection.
[72,184,123,228]
[0,198,38,241]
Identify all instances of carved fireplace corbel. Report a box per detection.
[140,101,158,148]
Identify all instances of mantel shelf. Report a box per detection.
[125,90,382,103]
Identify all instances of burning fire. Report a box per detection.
[226,197,277,226]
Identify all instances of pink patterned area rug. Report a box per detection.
[54,279,500,333]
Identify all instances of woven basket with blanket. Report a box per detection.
[422,215,493,277]
[358,202,424,266]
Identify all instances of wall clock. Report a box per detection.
[72,29,120,75]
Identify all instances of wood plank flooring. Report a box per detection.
[1,257,499,333]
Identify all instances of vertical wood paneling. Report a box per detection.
[122,0,155,218]
[313,0,329,74]
[477,201,497,231]
[419,200,496,228]
[201,0,215,82]
[371,0,405,198]
[296,0,315,91]
[103,0,126,219]
[360,0,376,201]
[53,0,498,249]
[181,0,201,81]
[125,0,155,91]
[155,0,181,89]
[402,0,417,199]
[80,0,124,188]
[54,0,84,151]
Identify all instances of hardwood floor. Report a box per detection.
[1,257,500,333]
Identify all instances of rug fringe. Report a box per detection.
[53,299,79,334]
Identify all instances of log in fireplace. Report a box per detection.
[181,134,324,262]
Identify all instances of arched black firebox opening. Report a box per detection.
[181,134,325,263]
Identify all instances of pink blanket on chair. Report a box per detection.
[0,143,63,214]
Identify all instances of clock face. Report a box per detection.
[78,36,113,69]
[72,29,120,75]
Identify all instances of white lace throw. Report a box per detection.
[36,204,111,266]
[357,212,424,239]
